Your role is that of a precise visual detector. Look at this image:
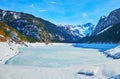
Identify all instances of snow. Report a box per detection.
[6,44,112,67]
[13,13,18,19]
[100,16,106,19]
[2,10,6,17]
[58,23,95,38]
[2,10,6,20]
[104,45,120,59]
[70,26,90,37]
[16,19,27,23]
[13,13,21,19]
[110,74,120,79]
[0,42,19,64]
[97,25,113,35]
[0,43,120,79]
[0,60,120,79]
[27,43,72,47]
[105,45,120,55]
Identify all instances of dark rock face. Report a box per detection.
[92,8,120,35]
[81,23,120,43]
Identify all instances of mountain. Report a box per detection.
[92,8,120,36]
[58,23,95,38]
[0,22,27,42]
[81,8,120,43]
[81,23,95,36]
[90,23,120,43]
[0,9,80,43]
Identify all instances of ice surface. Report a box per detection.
[6,44,115,68]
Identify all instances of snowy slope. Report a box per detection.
[0,42,19,64]
[104,45,120,59]
[0,9,80,42]
[58,23,95,38]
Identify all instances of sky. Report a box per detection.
[0,0,120,25]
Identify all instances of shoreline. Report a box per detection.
[0,42,71,64]
[0,42,72,64]
[0,42,20,64]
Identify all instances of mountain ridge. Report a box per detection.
[1,8,120,43]
[58,23,95,38]
[0,8,80,43]
[0,21,27,42]
[92,8,120,36]
[81,8,120,43]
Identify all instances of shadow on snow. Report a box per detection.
[72,43,118,52]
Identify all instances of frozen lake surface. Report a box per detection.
[5,44,117,68]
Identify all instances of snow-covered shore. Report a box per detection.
[104,45,120,59]
[27,42,73,47]
[0,42,20,64]
[0,42,120,79]
[0,42,72,64]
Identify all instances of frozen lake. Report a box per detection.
[5,44,117,68]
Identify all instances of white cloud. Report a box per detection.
[50,1,56,4]
[81,12,93,23]
[30,4,35,8]
[82,12,87,18]
[39,9,47,12]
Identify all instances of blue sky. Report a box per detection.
[0,0,120,25]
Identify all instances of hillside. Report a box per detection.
[82,23,120,43]
[92,8,120,36]
[0,22,27,42]
[90,23,120,43]
[0,9,79,43]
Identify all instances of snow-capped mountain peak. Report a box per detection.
[58,23,95,38]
